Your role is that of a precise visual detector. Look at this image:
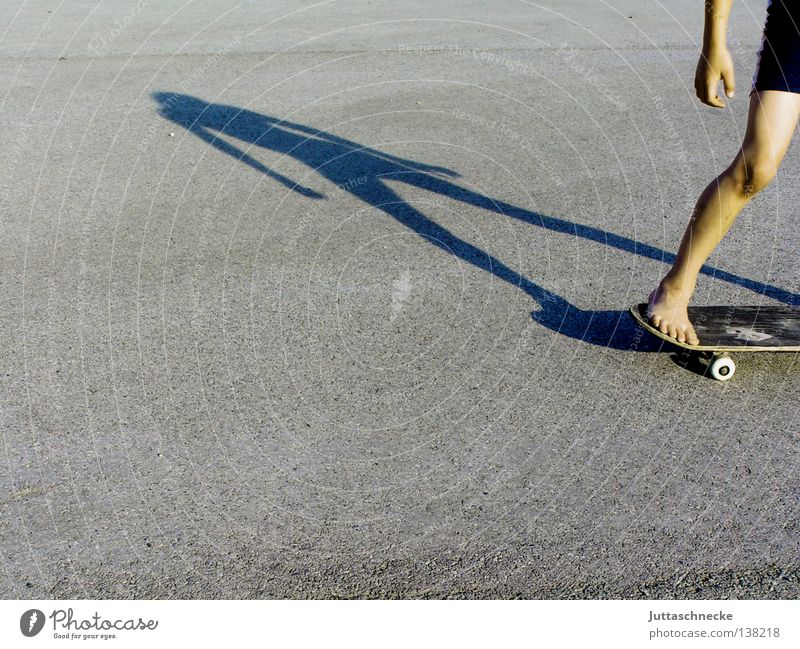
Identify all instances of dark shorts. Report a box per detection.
[753,1,800,93]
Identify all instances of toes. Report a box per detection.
[650,315,662,328]
[658,321,670,335]
[676,329,687,343]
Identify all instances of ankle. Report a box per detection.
[659,272,696,297]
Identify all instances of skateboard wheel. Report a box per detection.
[709,355,735,381]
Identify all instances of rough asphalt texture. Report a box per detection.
[1,0,799,599]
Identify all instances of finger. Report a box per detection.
[695,80,712,105]
[722,67,736,98]
[705,81,725,108]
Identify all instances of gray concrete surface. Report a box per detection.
[1,0,799,599]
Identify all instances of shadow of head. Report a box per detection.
[150,91,460,180]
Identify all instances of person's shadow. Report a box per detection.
[152,92,800,352]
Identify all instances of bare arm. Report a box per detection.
[696,0,736,107]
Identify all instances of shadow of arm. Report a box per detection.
[273,119,460,178]
[191,125,325,199]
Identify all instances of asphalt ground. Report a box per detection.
[1,0,799,598]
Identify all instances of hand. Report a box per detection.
[694,46,735,108]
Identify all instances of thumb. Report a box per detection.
[722,67,736,98]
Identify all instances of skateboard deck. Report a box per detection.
[629,304,800,352]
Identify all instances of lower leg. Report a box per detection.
[648,90,800,344]
[649,164,751,343]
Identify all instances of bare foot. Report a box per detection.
[646,281,700,345]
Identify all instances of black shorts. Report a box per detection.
[753,1,800,93]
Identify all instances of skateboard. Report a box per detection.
[629,303,800,381]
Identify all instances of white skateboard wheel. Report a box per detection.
[709,355,735,381]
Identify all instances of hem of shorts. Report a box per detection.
[751,84,800,95]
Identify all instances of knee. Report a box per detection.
[730,156,777,197]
